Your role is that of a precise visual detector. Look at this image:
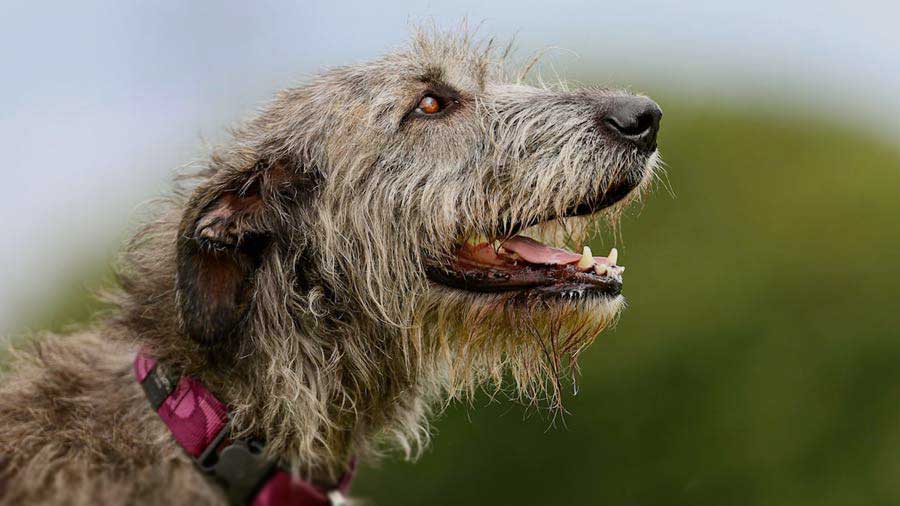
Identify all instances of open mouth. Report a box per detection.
[424,157,654,300]
[425,220,625,299]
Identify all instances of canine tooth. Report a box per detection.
[577,246,594,269]
[608,247,618,265]
[594,263,608,276]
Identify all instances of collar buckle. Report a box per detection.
[196,419,276,505]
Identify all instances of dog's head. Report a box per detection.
[174,29,660,405]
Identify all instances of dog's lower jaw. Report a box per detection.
[409,288,624,413]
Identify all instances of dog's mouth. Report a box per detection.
[424,156,655,299]
[425,189,630,299]
[426,231,624,298]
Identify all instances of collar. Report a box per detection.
[134,352,354,506]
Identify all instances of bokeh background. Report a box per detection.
[3,1,900,504]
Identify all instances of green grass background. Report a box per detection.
[7,96,900,505]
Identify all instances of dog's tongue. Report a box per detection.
[502,236,582,265]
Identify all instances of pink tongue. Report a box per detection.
[502,236,582,265]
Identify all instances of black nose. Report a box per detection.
[600,96,662,151]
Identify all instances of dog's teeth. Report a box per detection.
[594,263,608,276]
[577,246,594,269]
[608,247,618,265]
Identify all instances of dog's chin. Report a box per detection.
[509,291,626,329]
[427,283,625,329]
[419,284,623,410]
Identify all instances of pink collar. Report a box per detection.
[134,352,354,505]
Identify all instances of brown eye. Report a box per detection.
[417,95,441,114]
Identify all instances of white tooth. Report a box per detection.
[577,246,594,269]
[594,263,608,276]
[608,247,618,265]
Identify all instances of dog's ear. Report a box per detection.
[176,157,295,346]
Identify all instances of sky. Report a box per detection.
[1,0,899,334]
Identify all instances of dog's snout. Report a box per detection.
[599,96,662,151]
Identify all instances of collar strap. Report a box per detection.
[134,352,353,506]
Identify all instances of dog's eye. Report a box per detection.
[416,95,442,115]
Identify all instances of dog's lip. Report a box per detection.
[499,173,642,237]
[426,261,623,296]
[425,238,624,295]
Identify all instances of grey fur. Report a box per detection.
[0,26,659,505]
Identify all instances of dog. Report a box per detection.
[0,28,661,505]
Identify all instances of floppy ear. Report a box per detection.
[175,158,294,346]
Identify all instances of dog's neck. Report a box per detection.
[128,314,430,482]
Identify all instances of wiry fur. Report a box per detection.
[0,26,658,505]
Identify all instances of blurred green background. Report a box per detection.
[3,2,900,505]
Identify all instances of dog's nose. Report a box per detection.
[600,96,662,151]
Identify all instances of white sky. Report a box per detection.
[1,0,898,334]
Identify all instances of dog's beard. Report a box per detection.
[415,288,624,414]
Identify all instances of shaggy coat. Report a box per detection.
[0,28,659,505]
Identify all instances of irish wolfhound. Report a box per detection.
[0,28,661,505]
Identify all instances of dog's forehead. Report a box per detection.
[375,48,490,94]
[415,55,486,91]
